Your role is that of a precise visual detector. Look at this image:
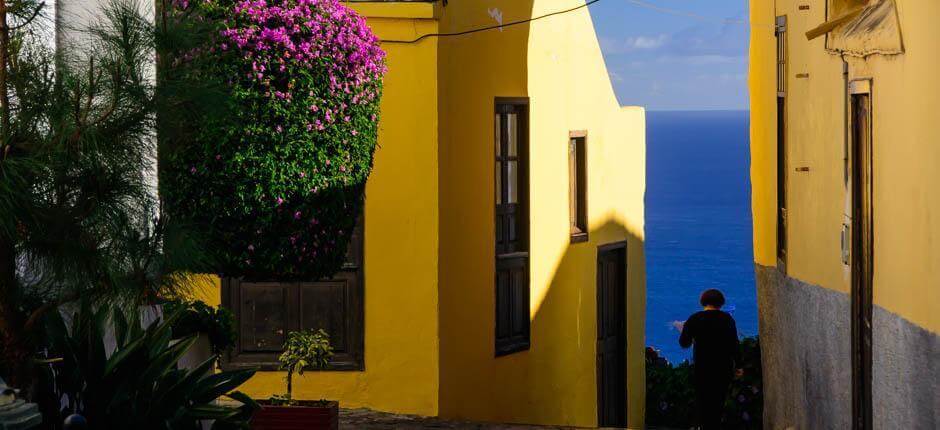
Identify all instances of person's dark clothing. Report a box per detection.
[679,310,741,430]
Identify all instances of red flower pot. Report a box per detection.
[251,401,339,430]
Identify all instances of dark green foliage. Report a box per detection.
[645,337,763,429]
[163,299,237,354]
[43,302,258,429]
[723,336,763,428]
[645,347,696,428]
[0,0,226,388]
[161,0,386,281]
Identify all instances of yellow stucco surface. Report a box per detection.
[750,0,939,334]
[198,11,442,416]
[197,1,647,426]
[437,1,646,428]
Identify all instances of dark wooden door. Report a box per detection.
[850,91,873,430]
[597,243,627,427]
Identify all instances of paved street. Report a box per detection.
[339,409,580,429]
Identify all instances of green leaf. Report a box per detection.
[139,334,197,384]
[191,369,256,404]
[186,404,241,420]
[103,334,145,377]
[113,308,129,348]
[150,354,218,415]
[225,391,261,410]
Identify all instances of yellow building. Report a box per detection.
[198,1,646,428]
[750,1,938,428]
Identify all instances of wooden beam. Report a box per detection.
[806,6,865,40]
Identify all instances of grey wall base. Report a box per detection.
[755,265,939,430]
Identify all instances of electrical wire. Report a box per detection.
[380,0,604,44]
[379,0,760,44]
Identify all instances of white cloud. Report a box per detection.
[654,54,748,65]
[600,34,669,54]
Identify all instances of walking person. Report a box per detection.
[678,289,743,430]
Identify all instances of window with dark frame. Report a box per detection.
[776,15,788,270]
[494,98,530,356]
[569,131,588,243]
[221,217,365,371]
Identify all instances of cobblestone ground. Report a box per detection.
[339,409,578,429]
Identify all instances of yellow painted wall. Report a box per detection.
[196,2,648,425]
[438,1,646,428]
[750,0,939,333]
[748,0,778,269]
[198,5,443,416]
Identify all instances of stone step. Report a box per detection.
[0,400,42,430]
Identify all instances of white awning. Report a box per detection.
[806,0,903,56]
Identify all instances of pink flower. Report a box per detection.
[276,197,284,205]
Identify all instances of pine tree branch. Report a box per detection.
[9,2,43,31]
[22,291,81,332]
[0,0,11,140]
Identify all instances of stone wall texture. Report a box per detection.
[755,265,938,430]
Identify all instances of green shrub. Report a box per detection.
[162,0,386,281]
[645,336,763,429]
[645,347,696,428]
[43,302,258,429]
[723,336,763,429]
[163,299,237,354]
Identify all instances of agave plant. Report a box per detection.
[43,302,258,429]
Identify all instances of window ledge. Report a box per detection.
[570,232,589,244]
[495,341,530,357]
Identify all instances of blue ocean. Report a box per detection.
[645,110,757,363]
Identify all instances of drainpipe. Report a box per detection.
[842,54,849,185]
[841,54,851,266]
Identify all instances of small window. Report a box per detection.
[568,131,588,242]
[222,217,365,370]
[495,98,530,356]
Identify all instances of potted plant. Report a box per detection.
[251,329,336,430]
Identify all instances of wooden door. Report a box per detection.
[850,89,873,430]
[597,243,627,427]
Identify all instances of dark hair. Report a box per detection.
[700,289,726,308]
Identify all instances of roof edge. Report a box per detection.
[347,1,442,19]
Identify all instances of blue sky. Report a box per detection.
[588,0,750,111]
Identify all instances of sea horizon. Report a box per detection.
[645,109,757,363]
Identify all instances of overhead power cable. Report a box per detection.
[378,0,759,45]
[380,0,604,44]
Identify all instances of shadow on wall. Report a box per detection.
[440,217,645,428]
[528,218,646,428]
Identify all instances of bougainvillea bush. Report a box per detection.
[162,0,385,280]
